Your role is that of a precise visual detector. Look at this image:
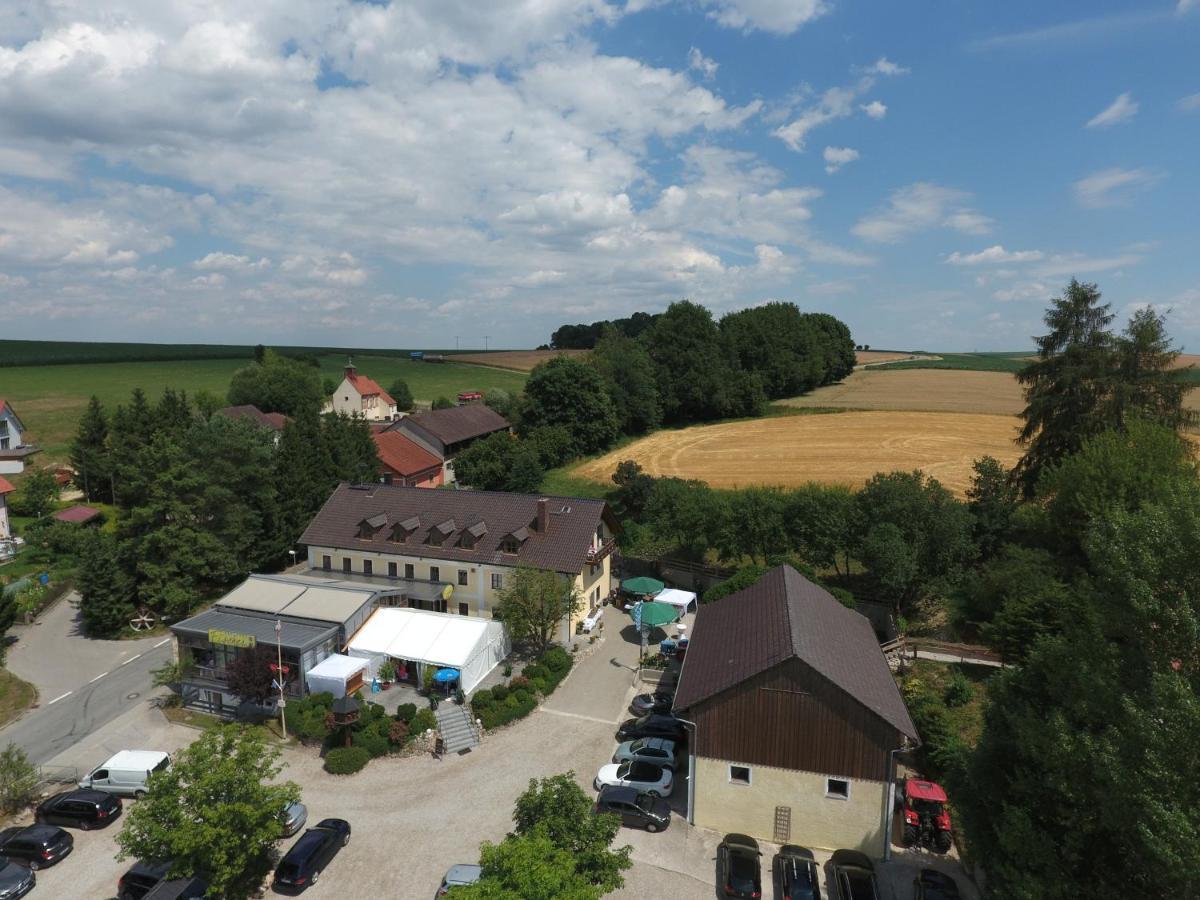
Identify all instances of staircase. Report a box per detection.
[435,702,480,754]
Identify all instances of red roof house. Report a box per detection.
[326,362,398,422]
[0,476,15,495]
[52,505,103,525]
[372,431,443,488]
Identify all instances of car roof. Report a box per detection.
[9,824,61,841]
[287,830,328,857]
[919,869,958,886]
[597,785,640,802]
[313,818,347,830]
[102,750,169,769]
[445,863,482,883]
[722,833,760,853]
[129,860,172,879]
[777,844,815,860]
[51,788,108,803]
[831,848,873,870]
[634,737,674,749]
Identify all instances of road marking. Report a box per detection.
[154,638,171,648]
[538,707,620,726]
[120,653,142,666]
[48,691,72,705]
[89,672,108,683]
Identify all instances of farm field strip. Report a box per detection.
[780,369,1026,416]
[572,410,1024,497]
[453,349,588,372]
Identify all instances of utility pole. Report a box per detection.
[274,619,288,739]
[484,335,489,352]
[455,336,459,351]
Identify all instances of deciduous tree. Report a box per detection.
[227,349,323,417]
[387,379,414,412]
[519,356,619,455]
[453,432,544,493]
[494,567,582,654]
[226,646,279,706]
[589,328,661,434]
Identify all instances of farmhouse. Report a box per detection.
[0,399,39,475]
[215,404,289,434]
[0,476,14,541]
[299,482,617,636]
[372,429,444,488]
[325,361,398,422]
[673,565,917,857]
[385,404,510,483]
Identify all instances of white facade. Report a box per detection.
[0,493,10,541]
[0,403,36,475]
[324,364,397,422]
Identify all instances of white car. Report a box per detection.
[594,760,673,797]
[612,737,679,769]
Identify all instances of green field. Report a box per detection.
[882,352,1031,374]
[0,355,527,462]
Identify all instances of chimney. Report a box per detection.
[536,498,550,533]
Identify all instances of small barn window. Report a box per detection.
[826,778,850,800]
[729,765,751,786]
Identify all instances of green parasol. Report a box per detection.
[621,576,665,595]
[629,600,679,629]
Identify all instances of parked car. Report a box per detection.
[119,861,174,900]
[435,863,482,896]
[913,869,962,900]
[592,785,671,832]
[716,833,762,899]
[594,760,673,797]
[0,858,35,900]
[281,801,308,837]
[273,818,351,892]
[829,849,879,900]
[79,750,170,799]
[0,825,73,870]
[141,876,209,900]
[36,788,122,830]
[773,845,820,900]
[612,737,679,769]
[629,691,673,716]
[615,713,686,742]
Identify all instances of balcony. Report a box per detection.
[586,538,617,565]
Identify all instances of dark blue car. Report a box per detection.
[273,818,351,893]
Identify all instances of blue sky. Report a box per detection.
[0,1,1197,351]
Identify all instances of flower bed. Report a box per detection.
[470,646,574,730]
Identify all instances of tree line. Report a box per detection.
[456,300,856,491]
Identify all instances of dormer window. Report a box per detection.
[428,518,455,547]
[460,520,487,550]
[389,515,420,543]
[500,526,529,555]
[358,513,387,539]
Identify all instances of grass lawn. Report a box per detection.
[0,668,38,728]
[903,658,996,747]
[1,354,527,463]
[883,352,1030,374]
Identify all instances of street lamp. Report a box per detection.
[288,549,297,570]
[274,619,288,739]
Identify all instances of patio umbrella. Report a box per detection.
[433,668,460,684]
[621,576,665,595]
[629,601,679,629]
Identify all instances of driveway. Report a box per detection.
[1,592,173,764]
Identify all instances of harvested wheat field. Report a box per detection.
[782,369,1025,416]
[855,350,933,365]
[454,349,586,372]
[574,410,1023,496]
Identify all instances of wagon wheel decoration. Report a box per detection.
[129,606,158,631]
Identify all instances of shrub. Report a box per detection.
[491,684,508,702]
[395,703,417,724]
[943,673,974,708]
[523,664,549,682]
[0,744,38,814]
[470,689,494,711]
[324,746,370,775]
[502,662,513,677]
[410,709,437,735]
[295,713,331,743]
[541,646,572,673]
[475,691,538,730]
[388,720,410,746]
[352,728,390,759]
[508,675,532,692]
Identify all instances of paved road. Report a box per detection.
[0,593,173,766]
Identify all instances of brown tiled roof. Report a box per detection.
[372,431,442,477]
[300,482,618,575]
[347,372,395,407]
[0,476,15,495]
[399,405,510,446]
[673,565,917,739]
[215,405,289,432]
[52,505,101,524]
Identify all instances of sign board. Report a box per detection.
[269,663,290,675]
[441,584,454,601]
[272,679,282,692]
[208,629,256,649]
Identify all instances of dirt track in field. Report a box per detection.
[780,369,1026,415]
[574,411,1024,496]
[454,349,587,371]
[855,350,932,365]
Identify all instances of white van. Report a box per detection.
[79,750,170,799]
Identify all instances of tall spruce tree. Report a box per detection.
[69,396,112,503]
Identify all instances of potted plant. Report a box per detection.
[377,659,396,690]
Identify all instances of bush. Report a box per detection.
[541,646,572,673]
[522,664,549,683]
[475,691,538,730]
[0,744,38,814]
[470,689,494,711]
[324,746,370,775]
[295,712,331,743]
[491,684,508,702]
[410,709,437,735]
[388,720,410,746]
[395,703,417,724]
[508,675,532,692]
[352,728,390,759]
[943,673,974,708]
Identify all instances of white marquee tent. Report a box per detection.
[654,588,698,615]
[305,653,370,699]
[346,608,510,693]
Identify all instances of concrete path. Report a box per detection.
[542,621,643,723]
[0,592,173,764]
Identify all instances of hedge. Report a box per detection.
[324,746,370,775]
[395,703,417,724]
[410,709,437,735]
[352,725,391,759]
[469,647,573,730]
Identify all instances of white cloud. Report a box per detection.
[0,273,30,289]
[860,100,887,119]
[1178,92,1200,112]
[867,57,909,76]
[993,281,1050,302]
[191,272,226,288]
[1031,252,1143,277]
[946,245,1044,265]
[1086,92,1138,128]
[852,183,993,243]
[823,146,860,174]
[696,0,829,34]
[193,252,270,272]
[687,47,718,80]
[1180,0,1197,12]
[1073,167,1163,208]
[774,86,857,152]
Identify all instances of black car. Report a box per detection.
[629,691,674,716]
[829,849,879,900]
[774,845,820,900]
[0,858,35,900]
[615,713,686,742]
[0,825,73,870]
[37,788,122,830]
[593,785,671,832]
[142,876,209,900]
[119,861,173,900]
[913,869,962,900]
[717,833,762,899]
[273,818,351,892]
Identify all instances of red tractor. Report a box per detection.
[901,779,953,853]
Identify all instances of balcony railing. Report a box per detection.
[586,538,617,564]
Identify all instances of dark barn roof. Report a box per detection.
[215,405,289,432]
[300,482,617,575]
[674,565,917,739]
[397,405,510,446]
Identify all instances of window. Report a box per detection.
[388,562,397,578]
[430,566,440,583]
[427,531,444,546]
[729,765,752,786]
[404,564,414,579]
[491,573,503,590]
[458,570,468,586]
[826,778,850,800]
[363,560,373,576]
[342,558,351,573]
[322,555,331,571]
[500,537,519,554]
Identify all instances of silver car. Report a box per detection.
[612,737,679,769]
[436,863,482,896]
[281,801,308,837]
[0,858,35,900]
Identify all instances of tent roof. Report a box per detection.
[307,653,369,681]
[217,578,305,613]
[655,588,696,609]
[348,608,492,668]
[215,575,377,625]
